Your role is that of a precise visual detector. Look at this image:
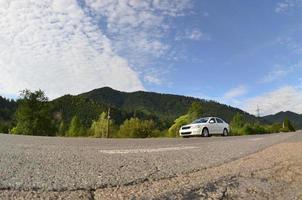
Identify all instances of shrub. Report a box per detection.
[283,118,295,132]
[67,116,86,137]
[230,123,268,135]
[230,113,245,128]
[118,118,157,138]
[90,112,112,138]
[265,123,282,133]
[168,114,189,137]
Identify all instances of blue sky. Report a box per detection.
[0,0,302,115]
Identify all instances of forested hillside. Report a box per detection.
[0,96,17,132]
[263,111,302,129]
[1,87,297,136]
[0,87,262,134]
[80,87,258,124]
[50,94,159,128]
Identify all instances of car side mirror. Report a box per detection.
[209,120,214,124]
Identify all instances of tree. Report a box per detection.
[168,114,189,137]
[118,118,156,138]
[57,121,66,136]
[168,102,203,137]
[90,112,113,137]
[230,113,245,128]
[67,116,85,137]
[187,102,203,123]
[11,90,55,136]
[0,122,9,133]
[283,118,295,132]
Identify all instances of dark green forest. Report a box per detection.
[0,96,17,133]
[0,87,298,137]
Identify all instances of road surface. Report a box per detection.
[0,132,301,199]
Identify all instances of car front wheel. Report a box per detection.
[202,128,209,137]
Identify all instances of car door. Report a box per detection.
[208,118,218,134]
[216,118,224,133]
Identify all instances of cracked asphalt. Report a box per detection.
[0,131,301,199]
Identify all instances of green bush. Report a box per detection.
[118,118,157,138]
[67,116,86,137]
[230,123,268,136]
[283,118,295,132]
[252,124,267,134]
[168,114,189,137]
[265,123,282,133]
[0,122,9,133]
[90,112,113,138]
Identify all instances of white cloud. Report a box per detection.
[260,62,302,83]
[85,0,192,69]
[275,0,302,13]
[261,68,289,83]
[244,86,302,116]
[224,85,247,99]
[0,0,192,98]
[276,36,302,54]
[0,0,145,98]
[175,29,210,41]
[144,75,162,85]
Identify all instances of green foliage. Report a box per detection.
[90,112,113,138]
[0,96,17,133]
[118,118,157,138]
[230,113,245,128]
[187,102,203,123]
[11,90,55,136]
[0,121,10,133]
[0,96,17,121]
[263,111,301,130]
[1,87,299,138]
[168,102,203,137]
[265,123,283,133]
[168,114,189,137]
[229,113,295,136]
[283,118,295,132]
[57,121,66,136]
[81,87,259,125]
[230,123,267,136]
[67,116,85,137]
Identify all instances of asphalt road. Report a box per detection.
[0,132,300,194]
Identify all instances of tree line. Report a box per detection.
[2,90,295,137]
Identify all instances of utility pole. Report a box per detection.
[256,105,261,118]
[106,107,111,138]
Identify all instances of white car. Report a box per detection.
[179,117,229,137]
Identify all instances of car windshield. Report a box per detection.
[191,118,209,124]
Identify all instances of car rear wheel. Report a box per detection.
[202,128,209,137]
[222,128,228,136]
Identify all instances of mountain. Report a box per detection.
[1,87,262,132]
[262,111,302,130]
[78,87,259,124]
[50,94,153,128]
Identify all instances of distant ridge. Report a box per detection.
[263,111,302,129]
[78,87,258,123]
[2,87,299,130]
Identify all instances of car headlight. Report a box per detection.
[194,125,201,129]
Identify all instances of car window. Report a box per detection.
[192,117,209,124]
[216,118,223,123]
[209,118,216,123]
